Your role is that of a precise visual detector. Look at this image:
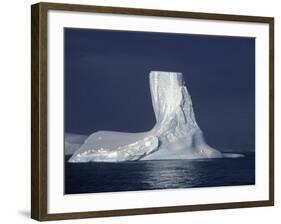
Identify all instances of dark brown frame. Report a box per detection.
[31,2,274,221]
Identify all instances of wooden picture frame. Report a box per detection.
[31,2,274,221]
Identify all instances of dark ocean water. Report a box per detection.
[64,152,255,194]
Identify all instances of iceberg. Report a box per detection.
[69,71,222,162]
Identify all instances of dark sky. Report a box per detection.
[64,28,255,152]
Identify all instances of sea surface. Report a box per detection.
[65,152,255,194]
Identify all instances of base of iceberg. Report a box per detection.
[68,71,224,163]
[69,132,159,162]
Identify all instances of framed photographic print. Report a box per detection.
[31,2,274,221]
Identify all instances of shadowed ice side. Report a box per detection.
[68,71,224,162]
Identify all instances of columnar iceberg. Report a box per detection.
[68,71,222,162]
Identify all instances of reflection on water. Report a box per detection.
[65,153,255,194]
[140,160,197,189]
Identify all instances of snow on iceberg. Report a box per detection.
[69,71,222,163]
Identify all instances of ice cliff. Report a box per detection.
[68,71,222,162]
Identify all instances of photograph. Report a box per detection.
[31,2,274,220]
[64,28,255,194]
[0,0,278,222]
